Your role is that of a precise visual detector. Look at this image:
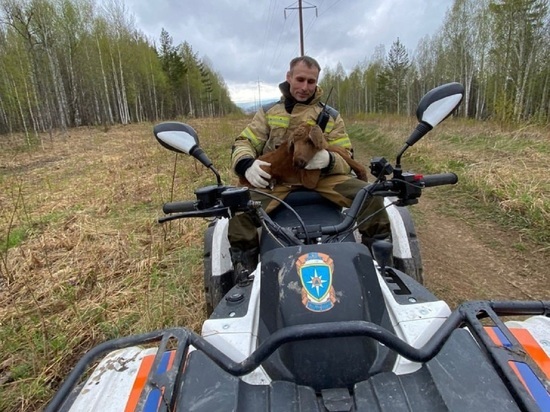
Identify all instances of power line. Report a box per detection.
[269,14,294,78]
[260,0,278,66]
[317,0,344,17]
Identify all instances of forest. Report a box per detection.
[0,0,549,142]
[320,0,550,123]
[0,0,240,139]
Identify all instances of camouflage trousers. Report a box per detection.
[227,174,391,250]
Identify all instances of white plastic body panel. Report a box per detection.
[211,217,233,277]
[201,264,271,385]
[68,347,157,412]
[384,197,412,260]
[505,315,550,356]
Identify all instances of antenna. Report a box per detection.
[323,86,334,106]
[257,77,262,107]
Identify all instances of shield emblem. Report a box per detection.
[296,252,337,312]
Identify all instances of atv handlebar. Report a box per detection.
[158,171,459,242]
[316,173,456,237]
[163,200,198,214]
[421,173,458,187]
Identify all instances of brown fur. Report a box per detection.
[240,123,368,189]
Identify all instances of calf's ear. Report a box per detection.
[309,124,326,150]
[287,138,294,153]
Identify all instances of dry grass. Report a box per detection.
[0,115,548,411]
[0,118,248,411]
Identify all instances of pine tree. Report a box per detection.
[386,38,410,114]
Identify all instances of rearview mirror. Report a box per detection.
[416,82,464,128]
[153,122,221,185]
[154,122,199,155]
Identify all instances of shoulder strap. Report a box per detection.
[261,100,281,113]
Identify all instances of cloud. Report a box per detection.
[123,0,452,103]
[228,81,281,104]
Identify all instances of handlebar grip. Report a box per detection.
[422,173,458,187]
[163,201,197,214]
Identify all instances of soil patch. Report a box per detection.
[416,191,549,308]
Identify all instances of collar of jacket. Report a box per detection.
[278,82,324,114]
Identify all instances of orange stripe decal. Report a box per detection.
[485,327,501,345]
[124,354,156,412]
[510,328,550,379]
[167,350,176,372]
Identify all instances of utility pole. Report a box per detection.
[257,77,262,110]
[299,0,304,56]
[284,1,317,56]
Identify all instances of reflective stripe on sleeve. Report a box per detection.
[242,127,263,151]
[328,134,352,148]
[324,120,335,133]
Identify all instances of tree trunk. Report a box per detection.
[116,44,130,124]
[11,77,30,145]
[96,35,114,125]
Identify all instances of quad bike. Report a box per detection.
[201,160,424,315]
[46,83,550,412]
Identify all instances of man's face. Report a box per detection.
[286,62,319,102]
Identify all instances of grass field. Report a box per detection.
[348,115,550,245]
[0,115,548,411]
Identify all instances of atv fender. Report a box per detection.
[203,218,233,314]
[385,198,424,283]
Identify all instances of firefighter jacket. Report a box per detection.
[231,84,353,177]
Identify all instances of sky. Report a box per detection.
[122,0,454,104]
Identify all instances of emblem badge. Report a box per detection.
[296,252,337,312]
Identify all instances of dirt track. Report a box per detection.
[415,192,549,308]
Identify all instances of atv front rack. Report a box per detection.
[46,300,550,412]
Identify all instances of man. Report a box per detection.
[229,56,390,277]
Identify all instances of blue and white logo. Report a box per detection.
[296,252,337,312]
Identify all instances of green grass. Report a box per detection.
[1,227,27,252]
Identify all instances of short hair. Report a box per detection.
[289,56,321,73]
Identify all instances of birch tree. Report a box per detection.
[489,0,549,121]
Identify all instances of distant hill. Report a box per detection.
[236,98,279,114]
